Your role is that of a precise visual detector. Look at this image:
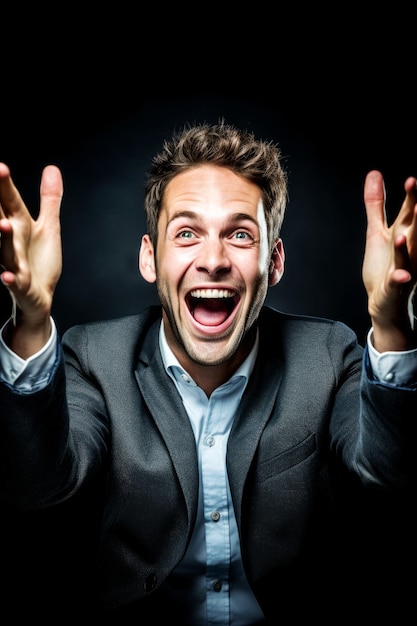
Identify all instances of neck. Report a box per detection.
[188,360,244,398]
[164,322,257,397]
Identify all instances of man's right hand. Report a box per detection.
[0,163,63,358]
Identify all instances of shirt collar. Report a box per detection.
[158,321,259,385]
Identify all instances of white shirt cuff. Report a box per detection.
[367,328,417,385]
[0,317,58,391]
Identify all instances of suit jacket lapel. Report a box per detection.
[227,318,284,524]
[134,321,199,522]
[133,310,284,530]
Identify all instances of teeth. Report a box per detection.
[190,289,234,299]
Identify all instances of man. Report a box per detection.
[0,122,416,624]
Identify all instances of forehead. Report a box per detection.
[162,165,262,217]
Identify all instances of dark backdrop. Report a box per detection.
[1,11,416,620]
[2,89,415,344]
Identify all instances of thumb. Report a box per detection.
[39,165,63,221]
[364,170,387,235]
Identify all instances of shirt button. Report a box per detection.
[211,510,221,522]
[213,580,222,592]
[206,436,215,447]
[384,372,394,381]
[180,373,190,382]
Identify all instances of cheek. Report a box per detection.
[239,250,269,285]
[156,253,187,293]
[157,246,196,277]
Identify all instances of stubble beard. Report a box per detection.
[157,274,268,368]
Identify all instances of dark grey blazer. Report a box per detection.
[0,305,415,620]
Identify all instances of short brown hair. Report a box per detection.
[144,121,288,249]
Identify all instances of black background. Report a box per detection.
[1,7,416,620]
[2,11,416,345]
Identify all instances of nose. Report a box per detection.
[196,237,231,276]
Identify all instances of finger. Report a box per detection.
[393,234,412,283]
[404,176,417,196]
[0,162,26,218]
[38,165,63,223]
[0,163,11,218]
[0,162,11,181]
[397,176,417,227]
[364,170,387,235]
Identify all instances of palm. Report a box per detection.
[363,171,417,323]
[0,164,63,318]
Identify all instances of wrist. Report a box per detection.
[4,311,52,359]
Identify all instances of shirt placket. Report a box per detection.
[202,396,231,625]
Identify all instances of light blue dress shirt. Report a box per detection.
[159,323,265,625]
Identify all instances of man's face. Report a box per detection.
[140,165,283,370]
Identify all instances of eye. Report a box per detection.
[178,230,195,239]
[233,230,254,242]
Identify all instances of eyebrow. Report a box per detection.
[167,210,259,227]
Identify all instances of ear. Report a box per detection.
[268,238,285,286]
[139,234,157,283]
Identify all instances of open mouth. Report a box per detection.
[186,289,239,326]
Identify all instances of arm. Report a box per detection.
[363,170,417,353]
[0,163,63,358]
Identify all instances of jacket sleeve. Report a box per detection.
[0,335,109,511]
[332,337,417,490]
